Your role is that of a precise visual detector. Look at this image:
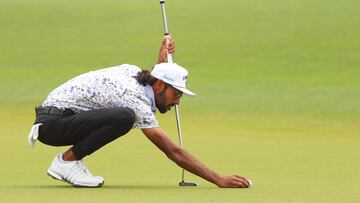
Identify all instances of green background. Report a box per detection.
[1,0,359,202]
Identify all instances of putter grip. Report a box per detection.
[164,35,173,63]
[167,54,173,63]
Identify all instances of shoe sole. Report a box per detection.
[47,170,104,188]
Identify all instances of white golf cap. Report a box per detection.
[151,63,196,96]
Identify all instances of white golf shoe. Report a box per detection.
[47,154,104,188]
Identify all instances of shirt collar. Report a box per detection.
[144,85,156,112]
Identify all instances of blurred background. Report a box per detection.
[0,0,359,202]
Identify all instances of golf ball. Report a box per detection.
[248,179,253,188]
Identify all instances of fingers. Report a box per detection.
[158,35,176,63]
[163,35,174,43]
[234,175,250,184]
[167,44,175,54]
[234,175,252,186]
[233,176,249,188]
[162,35,175,54]
[220,175,252,188]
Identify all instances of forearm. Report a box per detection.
[168,147,221,186]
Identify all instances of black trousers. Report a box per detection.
[35,107,136,160]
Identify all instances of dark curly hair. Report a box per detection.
[135,70,158,86]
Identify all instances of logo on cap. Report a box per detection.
[163,74,175,82]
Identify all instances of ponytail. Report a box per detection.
[136,70,158,86]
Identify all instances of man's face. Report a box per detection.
[153,81,183,114]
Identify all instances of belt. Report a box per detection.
[35,106,75,116]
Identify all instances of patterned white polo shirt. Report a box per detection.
[42,64,158,129]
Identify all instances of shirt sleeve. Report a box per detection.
[127,97,159,129]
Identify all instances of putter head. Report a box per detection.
[179,181,198,187]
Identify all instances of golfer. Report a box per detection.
[28,36,250,188]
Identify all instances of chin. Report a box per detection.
[159,109,168,114]
[158,107,168,114]
[157,104,172,114]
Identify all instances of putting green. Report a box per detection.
[0,0,359,202]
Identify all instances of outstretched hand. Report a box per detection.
[217,174,252,188]
[158,35,175,63]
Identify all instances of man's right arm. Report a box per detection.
[142,127,250,188]
[157,36,175,64]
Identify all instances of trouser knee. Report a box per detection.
[113,107,135,133]
[122,107,136,126]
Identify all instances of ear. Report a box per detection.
[152,80,166,93]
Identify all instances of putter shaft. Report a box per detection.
[160,0,197,187]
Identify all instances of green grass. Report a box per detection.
[1,0,359,202]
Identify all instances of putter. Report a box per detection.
[160,0,198,187]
